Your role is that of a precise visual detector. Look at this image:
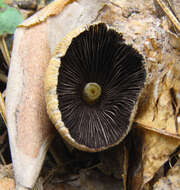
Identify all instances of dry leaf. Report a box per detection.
[136,62,180,139]
[141,128,180,185]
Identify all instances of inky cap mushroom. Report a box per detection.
[45,23,146,152]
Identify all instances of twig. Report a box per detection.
[155,0,180,33]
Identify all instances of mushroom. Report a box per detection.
[45,23,146,152]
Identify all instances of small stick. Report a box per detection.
[155,0,180,33]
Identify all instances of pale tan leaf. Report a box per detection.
[141,128,180,185]
[136,62,180,139]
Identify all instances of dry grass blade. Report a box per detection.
[0,37,10,67]
[155,0,180,33]
[0,93,6,125]
[0,91,7,166]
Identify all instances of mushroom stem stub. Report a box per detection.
[83,82,102,103]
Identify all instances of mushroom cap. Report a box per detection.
[45,23,146,152]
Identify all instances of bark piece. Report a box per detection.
[6,22,55,188]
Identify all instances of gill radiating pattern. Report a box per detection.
[57,23,146,148]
